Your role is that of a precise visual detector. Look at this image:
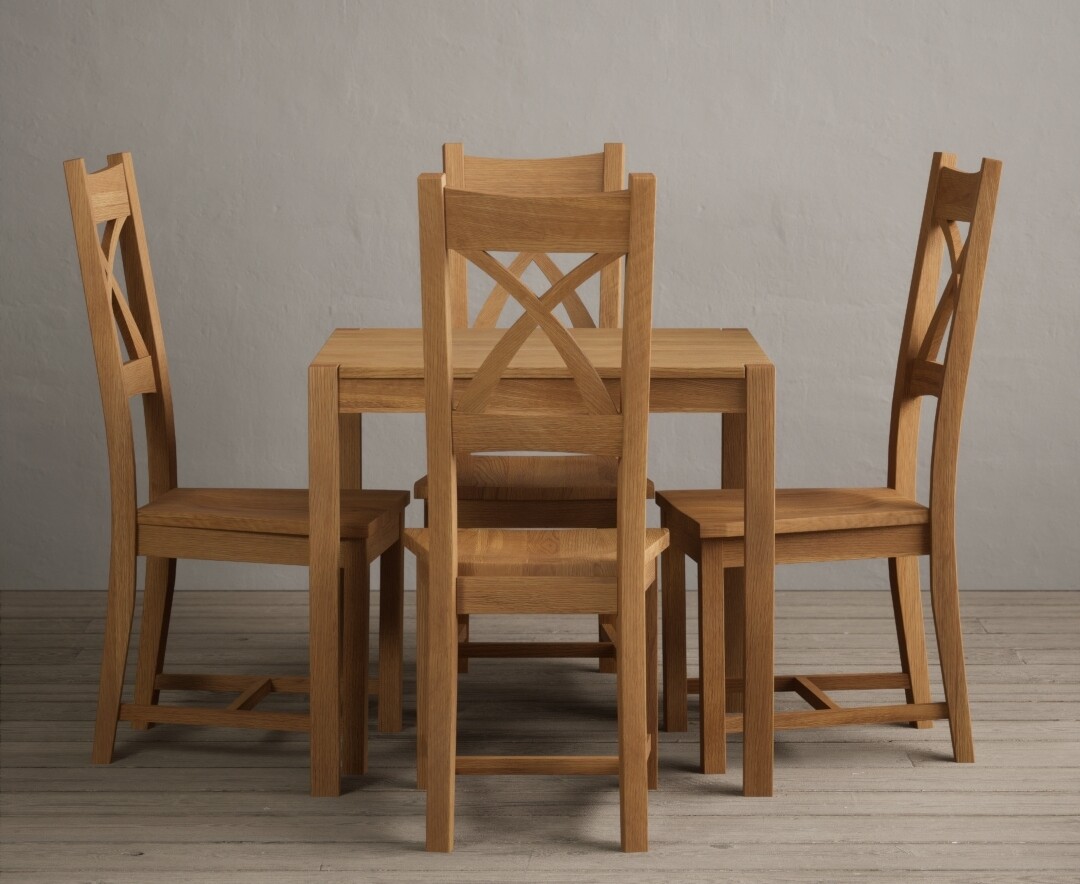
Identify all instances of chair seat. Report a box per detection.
[138,488,409,537]
[403,527,669,576]
[413,455,656,501]
[656,487,929,539]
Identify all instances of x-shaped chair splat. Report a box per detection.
[457,249,622,416]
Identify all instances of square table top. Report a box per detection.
[313,327,770,380]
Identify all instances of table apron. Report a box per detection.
[338,376,747,414]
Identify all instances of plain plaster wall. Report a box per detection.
[1,0,1078,592]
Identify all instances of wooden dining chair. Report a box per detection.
[412,144,653,673]
[64,152,410,782]
[406,172,665,851]
[656,153,1002,777]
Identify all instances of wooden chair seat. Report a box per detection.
[414,455,656,501]
[138,487,409,537]
[404,527,668,578]
[657,487,928,539]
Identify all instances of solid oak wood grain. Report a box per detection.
[405,528,668,577]
[444,189,632,253]
[316,327,767,380]
[657,487,930,539]
[414,455,655,501]
[137,488,408,537]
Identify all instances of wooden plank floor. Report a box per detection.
[2,588,1078,882]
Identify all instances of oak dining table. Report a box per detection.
[306,326,776,799]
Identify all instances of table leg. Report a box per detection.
[742,363,775,797]
[721,412,746,715]
[309,364,343,797]
[338,415,371,760]
[339,414,362,487]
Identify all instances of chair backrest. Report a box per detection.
[417,171,656,589]
[443,143,625,329]
[887,152,1002,518]
[65,153,178,539]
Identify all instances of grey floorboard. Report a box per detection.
[2,589,1078,882]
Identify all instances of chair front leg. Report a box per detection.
[378,513,405,733]
[342,543,370,776]
[722,568,745,715]
[660,509,688,732]
[646,577,659,790]
[698,541,726,774]
[131,555,176,730]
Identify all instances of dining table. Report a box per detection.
[306,326,775,799]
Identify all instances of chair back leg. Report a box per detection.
[929,531,974,761]
[424,563,458,851]
[617,583,650,852]
[92,544,138,764]
[415,561,429,790]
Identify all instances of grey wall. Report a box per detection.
[2,0,1078,591]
